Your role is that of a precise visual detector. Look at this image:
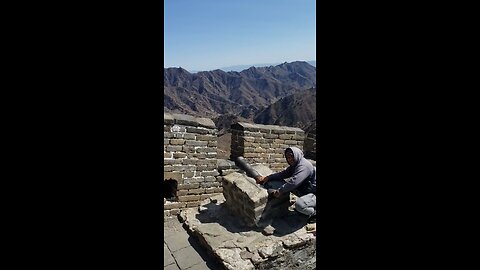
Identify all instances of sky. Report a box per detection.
[164,0,316,72]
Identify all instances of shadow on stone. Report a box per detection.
[195,198,309,237]
[187,234,227,270]
[194,201,256,234]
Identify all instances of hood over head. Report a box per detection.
[285,146,304,165]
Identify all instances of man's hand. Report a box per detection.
[272,190,281,198]
[255,175,267,184]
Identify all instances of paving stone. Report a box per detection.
[165,231,191,252]
[172,246,205,270]
[164,244,176,266]
[185,262,210,270]
[181,195,317,270]
[164,263,180,270]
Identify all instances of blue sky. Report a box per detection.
[164,0,316,71]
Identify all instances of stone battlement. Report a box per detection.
[164,113,315,218]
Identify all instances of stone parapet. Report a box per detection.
[164,113,221,217]
[230,122,305,171]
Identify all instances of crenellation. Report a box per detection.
[164,113,315,220]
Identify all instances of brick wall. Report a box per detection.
[164,113,224,217]
[164,113,313,219]
[230,122,305,171]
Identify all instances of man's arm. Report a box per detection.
[278,166,310,194]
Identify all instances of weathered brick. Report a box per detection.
[176,190,189,196]
[173,152,187,158]
[183,171,195,178]
[172,165,196,172]
[186,201,202,208]
[254,138,266,143]
[200,182,221,188]
[204,187,216,194]
[164,166,174,172]
[253,148,266,153]
[243,136,255,142]
[164,159,183,165]
[196,135,216,141]
[185,140,208,146]
[164,202,186,210]
[252,158,267,163]
[166,145,182,152]
[164,132,174,138]
[200,194,212,200]
[178,195,201,202]
[207,141,217,147]
[271,129,286,134]
[187,188,204,194]
[264,133,278,139]
[189,153,207,159]
[244,153,258,158]
[204,176,217,182]
[164,172,182,181]
[181,159,198,165]
[279,134,293,140]
[205,153,217,158]
[177,183,200,190]
[196,147,217,153]
[186,127,209,134]
[170,139,185,145]
[244,132,263,137]
[182,133,196,140]
[189,177,208,183]
[200,170,219,177]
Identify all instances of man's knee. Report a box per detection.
[295,197,308,212]
[295,195,316,216]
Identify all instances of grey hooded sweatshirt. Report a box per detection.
[267,146,316,196]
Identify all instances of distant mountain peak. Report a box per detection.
[164,61,316,123]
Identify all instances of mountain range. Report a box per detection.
[164,61,316,132]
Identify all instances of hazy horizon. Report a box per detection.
[164,0,316,71]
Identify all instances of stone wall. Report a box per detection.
[230,122,305,172]
[163,113,224,217]
[164,114,313,219]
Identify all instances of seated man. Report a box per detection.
[255,147,316,223]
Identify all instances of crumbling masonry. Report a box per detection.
[163,113,315,218]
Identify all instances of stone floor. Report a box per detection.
[164,216,225,270]
[179,194,316,270]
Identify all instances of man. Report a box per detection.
[255,147,316,223]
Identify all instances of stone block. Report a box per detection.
[170,139,185,145]
[222,165,289,228]
[178,195,201,202]
[164,172,182,181]
[173,152,187,159]
[177,183,200,190]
